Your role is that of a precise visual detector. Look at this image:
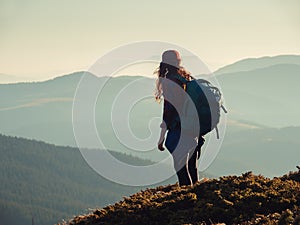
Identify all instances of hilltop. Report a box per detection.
[64,170,300,225]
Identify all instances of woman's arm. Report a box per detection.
[158,121,167,151]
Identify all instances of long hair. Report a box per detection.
[154,62,192,102]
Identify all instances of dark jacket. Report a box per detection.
[162,73,186,130]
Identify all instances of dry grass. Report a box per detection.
[61,169,300,225]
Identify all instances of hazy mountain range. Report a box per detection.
[0,55,299,176]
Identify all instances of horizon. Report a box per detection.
[1,53,300,84]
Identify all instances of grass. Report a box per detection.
[61,169,300,225]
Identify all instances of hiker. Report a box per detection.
[155,50,204,186]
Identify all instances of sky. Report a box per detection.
[0,0,300,81]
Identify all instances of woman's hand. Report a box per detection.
[158,125,167,151]
[158,138,165,151]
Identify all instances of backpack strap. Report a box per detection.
[215,126,220,139]
[169,73,188,84]
[221,105,228,113]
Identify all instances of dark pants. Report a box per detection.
[176,148,199,186]
[165,129,203,186]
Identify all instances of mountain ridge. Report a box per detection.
[0,63,299,177]
[216,62,300,77]
[1,54,300,84]
[214,54,300,75]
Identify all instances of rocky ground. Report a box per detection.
[61,169,300,225]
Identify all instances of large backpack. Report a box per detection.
[178,77,227,139]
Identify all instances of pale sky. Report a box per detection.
[1,0,299,81]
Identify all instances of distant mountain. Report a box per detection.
[0,56,299,176]
[1,63,299,147]
[215,55,300,75]
[0,72,164,158]
[65,170,300,225]
[218,63,300,127]
[0,71,97,147]
[0,61,300,176]
[0,133,160,225]
[207,126,300,178]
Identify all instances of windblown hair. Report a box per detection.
[154,62,192,102]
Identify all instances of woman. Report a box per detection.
[155,50,204,186]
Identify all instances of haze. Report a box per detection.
[1,0,300,82]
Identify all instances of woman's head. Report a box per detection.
[162,50,181,68]
[158,50,181,78]
[154,50,192,102]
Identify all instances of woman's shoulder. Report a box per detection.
[167,73,187,84]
